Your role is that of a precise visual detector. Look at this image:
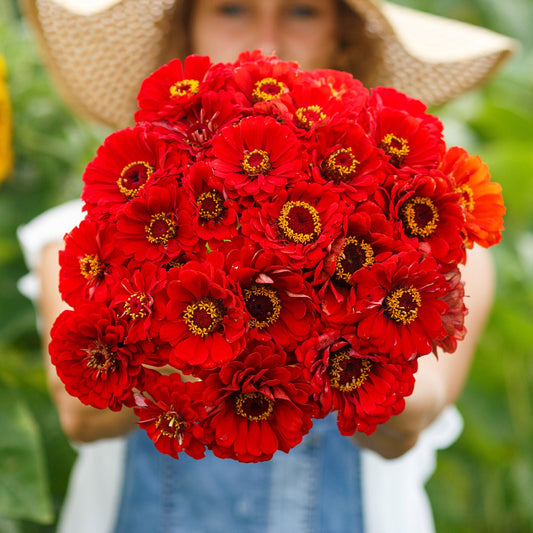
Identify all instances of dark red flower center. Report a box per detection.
[85,341,117,375]
[242,149,271,175]
[156,411,187,441]
[384,286,422,325]
[278,200,322,244]
[118,161,154,199]
[295,105,326,129]
[145,213,177,245]
[243,284,282,329]
[183,297,224,337]
[380,133,410,167]
[79,254,105,281]
[170,79,200,98]
[124,291,150,320]
[324,148,359,182]
[335,237,374,282]
[454,184,475,212]
[328,348,372,392]
[401,196,439,238]
[234,392,274,421]
[252,77,285,102]
[197,190,224,221]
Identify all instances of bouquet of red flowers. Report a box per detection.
[49,51,505,462]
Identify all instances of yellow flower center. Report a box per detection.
[85,341,116,375]
[234,392,274,421]
[242,149,271,175]
[169,79,200,98]
[145,213,176,245]
[243,284,282,329]
[295,105,326,129]
[329,348,372,392]
[335,237,374,282]
[252,77,285,102]
[278,200,322,244]
[123,292,150,320]
[324,148,359,182]
[79,254,104,281]
[197,190,224,221]
[380,133,410,167]
[156,411,187,442]
[183,297,224,338]
[384,286,422,325]
[117,161,154,199]
[454,184,475,212]
[401,196,439,238]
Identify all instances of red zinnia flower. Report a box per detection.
[240,182,346,270]
[296,330,417,434]
[159,252,248,371]
[135,55,216,123]
[134,372,206,459]
[183,161,239,243]
[201,341,315,462]
[59,216,125,307]
[308,69,368,112]
[116,180,198,266]
[49,304,149,410]
[440,146,505,248]
[82,125,163,216]
[353,251,450,361]
[392,172,466,266]
[211,115,302,206]
[228,244,319,350]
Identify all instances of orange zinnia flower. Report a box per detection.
[441,146,505,248]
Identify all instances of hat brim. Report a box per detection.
[20,0,517,128]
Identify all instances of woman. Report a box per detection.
[18,1,515,532]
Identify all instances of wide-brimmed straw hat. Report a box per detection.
[19,0,517,129]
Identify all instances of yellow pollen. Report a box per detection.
[169,79,200,98]
[182,298,224,338]
[329,348,372,392]
[401,196,439,238]
[165,258,185,270]
[295,105,326,129]
[79,254,104,281]
[117,161,154,199]
[241,149,271,175]
[380,133,410,167]
[324,148,359,182]
[156,412,187,441]
[243,284,282,329]
[384,286,422,325]
[454,184,475,212]
[145,213,177,245]
[252,77,285,102]
[335,237,374,282]
[197,190,224,221]
[234,392,275,421]
[278,200,322,244]
[85,341,116,375]
[123,292,149,320]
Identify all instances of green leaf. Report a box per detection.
[0,384,53,524]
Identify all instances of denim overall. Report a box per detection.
[113,415,364,533]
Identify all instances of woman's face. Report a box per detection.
[190,0,339,70]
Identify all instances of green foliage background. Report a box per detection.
[0,1,532,532]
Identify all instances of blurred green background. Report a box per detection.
[0,1,532,532]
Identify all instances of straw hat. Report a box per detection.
[19,0,517,129]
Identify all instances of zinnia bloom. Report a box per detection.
[211,115,302,206]
[440,146,505,248]
[296,330,417,434]
[159,252,248,371]
[134,372,206,459]
[201,341,315,462]
[49,304,149,410]
[59,216,125,307]
[353,250,450,361]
